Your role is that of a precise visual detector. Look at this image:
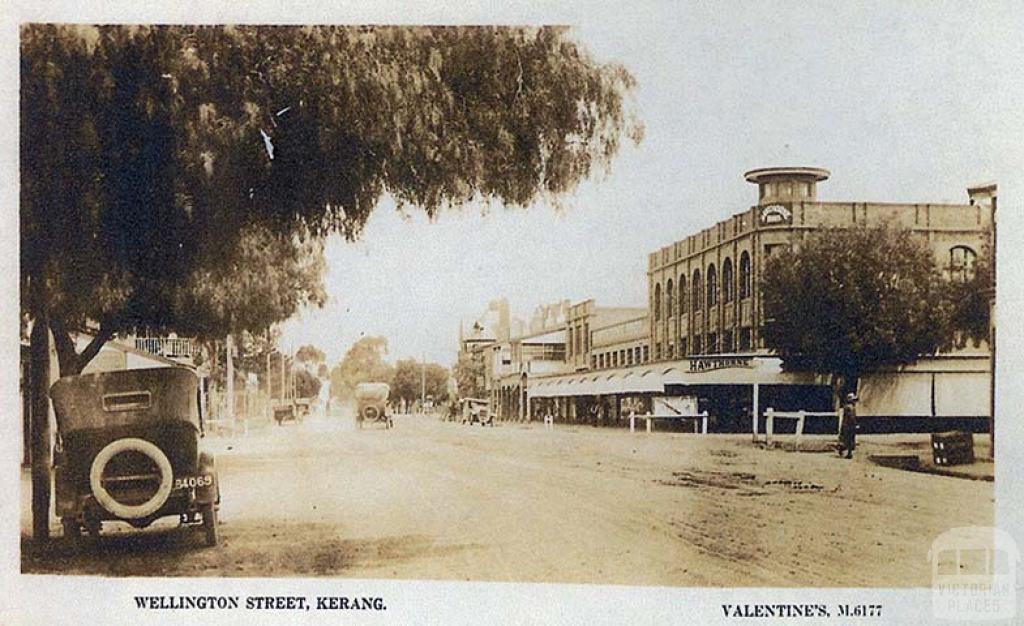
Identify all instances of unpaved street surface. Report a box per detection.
[22,412,993,586]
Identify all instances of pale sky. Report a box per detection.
[277,1,1024,367]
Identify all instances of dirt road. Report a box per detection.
[21,412,993,586]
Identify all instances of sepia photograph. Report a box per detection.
[7,2,1023,624]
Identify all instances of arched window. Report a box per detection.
[707,264,718,307]
[692,269,702,312]
[722,258,734,303]
[739,251,751,299]
[666,279,674,318]
[678,274,687,314]
[948,246,977,282]
[653,283,662,321]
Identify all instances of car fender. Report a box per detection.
[196,451,219,504]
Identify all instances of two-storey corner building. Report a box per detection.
[646,167,993,360]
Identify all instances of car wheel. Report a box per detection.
[62,517,81,541]
[200,502,219,547]
[84,519,102,538]
[89,438,173,520]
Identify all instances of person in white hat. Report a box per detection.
[839,392,859,458]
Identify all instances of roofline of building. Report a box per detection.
[744,166,831,183]
[966,181,997,194]
[510,327,567,343]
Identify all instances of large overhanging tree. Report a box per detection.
[760,224,955,397]
[21,24,641,540]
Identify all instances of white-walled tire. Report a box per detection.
[89,438,173,520]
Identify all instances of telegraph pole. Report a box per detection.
[421,353,426,413]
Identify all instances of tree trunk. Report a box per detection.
[225,333,235,426]
[29,315,52,541]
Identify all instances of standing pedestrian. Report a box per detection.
[839,392,858,459]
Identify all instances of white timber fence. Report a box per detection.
[758,408,840,449]
[629,410,709,435]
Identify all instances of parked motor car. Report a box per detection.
[460,398,494,426]
[49,367,220,546]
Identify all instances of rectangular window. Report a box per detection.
[643,345,649,362]
[654,344,661,360]
[722,331,733,353]
[693,336,703,354]
[707,333,718,354]
[739,328,751,351]
[679,337,687,356]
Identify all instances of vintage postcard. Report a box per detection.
[5,1,1023,624]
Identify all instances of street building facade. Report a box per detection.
[462,166,994,433]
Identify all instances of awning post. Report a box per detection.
[752,383,760,442]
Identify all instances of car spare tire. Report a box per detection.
[89,438,173,519]
[363,406,380,421]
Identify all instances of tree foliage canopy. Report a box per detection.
[295,344,327,364]
[293,368,322,399]
[391,359,449,405]
[453,349,486,399]
[946,244,993,347]
[760,225,954,382]
[21,24,641,374]
[329,336,394,400]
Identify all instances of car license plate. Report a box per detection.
[174,475,214,490]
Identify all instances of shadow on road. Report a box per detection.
[22,522,478,578]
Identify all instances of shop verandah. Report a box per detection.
[522,355,834,434]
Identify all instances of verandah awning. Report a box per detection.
[527,356,827,399]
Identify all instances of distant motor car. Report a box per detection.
[354,382,393,429]
[273,396,309,425]
[460,398,494,426]
[49,367,220,546]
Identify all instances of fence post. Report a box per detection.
[629,411,635,434]
[796,410,805,449]
[765,407,774,446]
[752,383,760,443]
[702,410,709,435]
[646,413,652,433]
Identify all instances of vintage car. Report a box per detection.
[354,382,392,429]
[460,398,494,426]
[273,396,310,425]
[49,367,220,546]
